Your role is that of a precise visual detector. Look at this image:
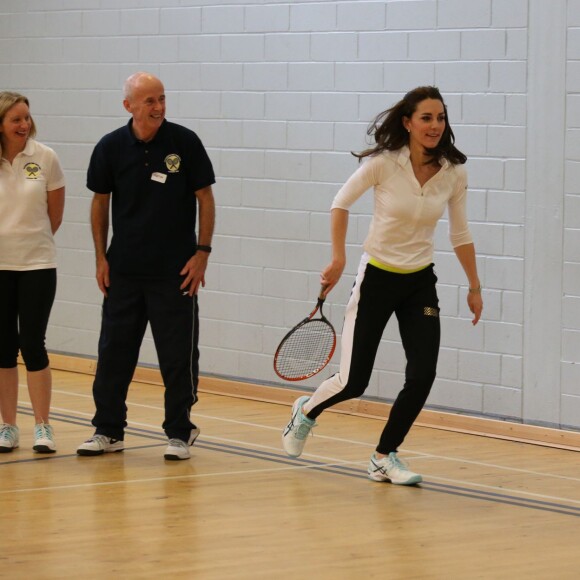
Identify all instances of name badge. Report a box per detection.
[151,172,167,183]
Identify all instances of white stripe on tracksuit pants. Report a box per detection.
[303,254,441,454]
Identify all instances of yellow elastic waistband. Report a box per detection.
[368,258,430,274]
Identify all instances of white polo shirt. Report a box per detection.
[0,139,65,270]
[332,147,473,270]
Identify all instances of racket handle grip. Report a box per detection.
[319,284,329,301]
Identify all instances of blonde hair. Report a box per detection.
[0,91,37,139]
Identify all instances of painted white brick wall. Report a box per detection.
[2,0,578,431]
[565,3,580,424]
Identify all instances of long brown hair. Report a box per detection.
[353,86,466,165]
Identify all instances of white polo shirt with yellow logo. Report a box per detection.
[0,139,65,270]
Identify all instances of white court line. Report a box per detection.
[406,451,580,483]
[425,474,580,507]
[35,388,580,485]
[3,448,579,509]
[10,400,580,505]
[49,388,301,431]
[0,462,359,495]
[22,400,366,464]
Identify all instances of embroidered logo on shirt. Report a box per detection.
[165,154,181,173]
[23,162,41,179]
[423,307,439,317]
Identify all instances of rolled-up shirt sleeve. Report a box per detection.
[447,166,473,248]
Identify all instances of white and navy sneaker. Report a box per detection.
[368,452,422,485]
[164,427,200,461]
[77,434,124,456]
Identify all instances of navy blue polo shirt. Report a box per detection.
[87,119,215,277]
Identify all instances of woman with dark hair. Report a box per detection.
[0,92,65,453]
[282,86,482,485]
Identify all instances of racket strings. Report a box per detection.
[275,320,335,380]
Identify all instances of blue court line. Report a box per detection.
[4,406,580,518]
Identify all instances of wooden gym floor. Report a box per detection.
[1,368,579,579]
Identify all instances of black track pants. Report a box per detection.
[305,255,440,453]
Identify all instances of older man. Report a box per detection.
[77,72,215,460]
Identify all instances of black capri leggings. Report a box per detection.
[0,269,57,372]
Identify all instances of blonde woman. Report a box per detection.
[0,92,65,453]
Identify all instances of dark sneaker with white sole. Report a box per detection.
[77,434,124,456]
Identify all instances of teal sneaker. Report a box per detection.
[33,423,56,453]
[282,396,316,458]
[368,452,422,485]
[0,424,19,453]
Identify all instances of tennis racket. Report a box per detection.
[273,286,337,381]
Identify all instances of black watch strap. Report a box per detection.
[197,245,212,253]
